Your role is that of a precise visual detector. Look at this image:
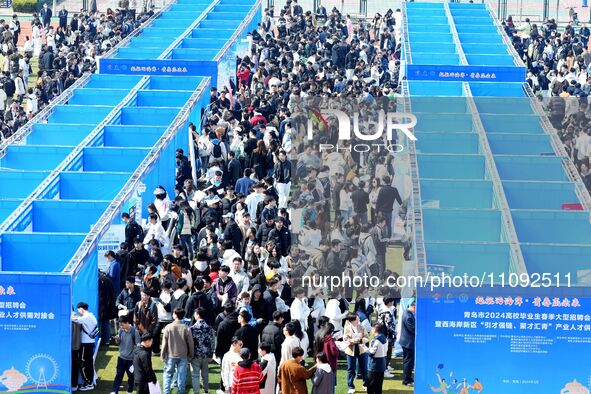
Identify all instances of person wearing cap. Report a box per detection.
[222,212,243,251]
[231,347,263,394]
[273,149,292,209]
[213,265,238,306]
[235,310,259,361]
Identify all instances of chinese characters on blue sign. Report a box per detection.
[415,286,591,394]
[406,65,526,82]
[0,274,71,393]
[99,58,214,76]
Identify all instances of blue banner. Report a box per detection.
[99,58,216,77]
[0,273,71,393]
[415,286,591,394]
[406,64,526,82]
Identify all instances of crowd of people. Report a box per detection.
[504,15,591,191]
[79,1,417,394]
[0,2,156,141]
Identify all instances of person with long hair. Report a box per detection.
[249,140,270,180]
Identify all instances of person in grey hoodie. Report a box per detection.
[112,315,141,394]
[312,352,335,394]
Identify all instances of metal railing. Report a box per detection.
[401,80,426,277]
[463,82,528,276]
[522,83,591,213]
[158,0,222,60]
[487,2,525,67]
[0,77,150,240]
[401,2,412,65]
[100,0,178,60]
[0,72,92,155]
[444,3,468,66]
[64,77,211,276]
[213,0,263,62]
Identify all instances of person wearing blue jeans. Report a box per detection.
[161,308,195,394]
[164,358,189,394]
[343,313,369,394]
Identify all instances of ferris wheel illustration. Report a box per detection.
[25,354,58,389]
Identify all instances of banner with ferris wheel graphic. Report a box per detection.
[0,273,71,393]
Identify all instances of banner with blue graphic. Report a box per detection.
[406,64,526,82]
[415,286,591,394]
[0,273,71,393]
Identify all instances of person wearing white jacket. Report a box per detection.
[290,287,311,331]
[258,344,277,394]
[324,291,349,340]
[220,338,243,394]
[14,71,26,102]
[143,213,169,253]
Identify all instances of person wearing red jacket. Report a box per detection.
[232,348,263,394]
[237,64,251,89]
[321,323,340,382]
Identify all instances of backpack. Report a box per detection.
[212,142,223,158]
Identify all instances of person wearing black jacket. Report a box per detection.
[127,239,150,276]
[116,278,141,322]
[399,300,416,386]
[222,213,243,251]
[215,305,240,358]
[256,214,275,245]
[351,181,370,225]
[267,217,291,257]
[133,333,157,394]
[250,285,271,326]
[261,311,285,365]
[375,176,402,238]
[98,272,118,346]
[227,151,242,187]
[273,150,291,209]
[184,278,212,325]
[235,310,259,360]
[122,212,143,246]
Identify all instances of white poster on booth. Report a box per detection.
[97,224,126,272]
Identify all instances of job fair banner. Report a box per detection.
[0,273,71,393]
[415,285,591,394]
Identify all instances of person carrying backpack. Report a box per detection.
[112,315,141,394]
[73,302,98,391]
[208,138,227,164]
